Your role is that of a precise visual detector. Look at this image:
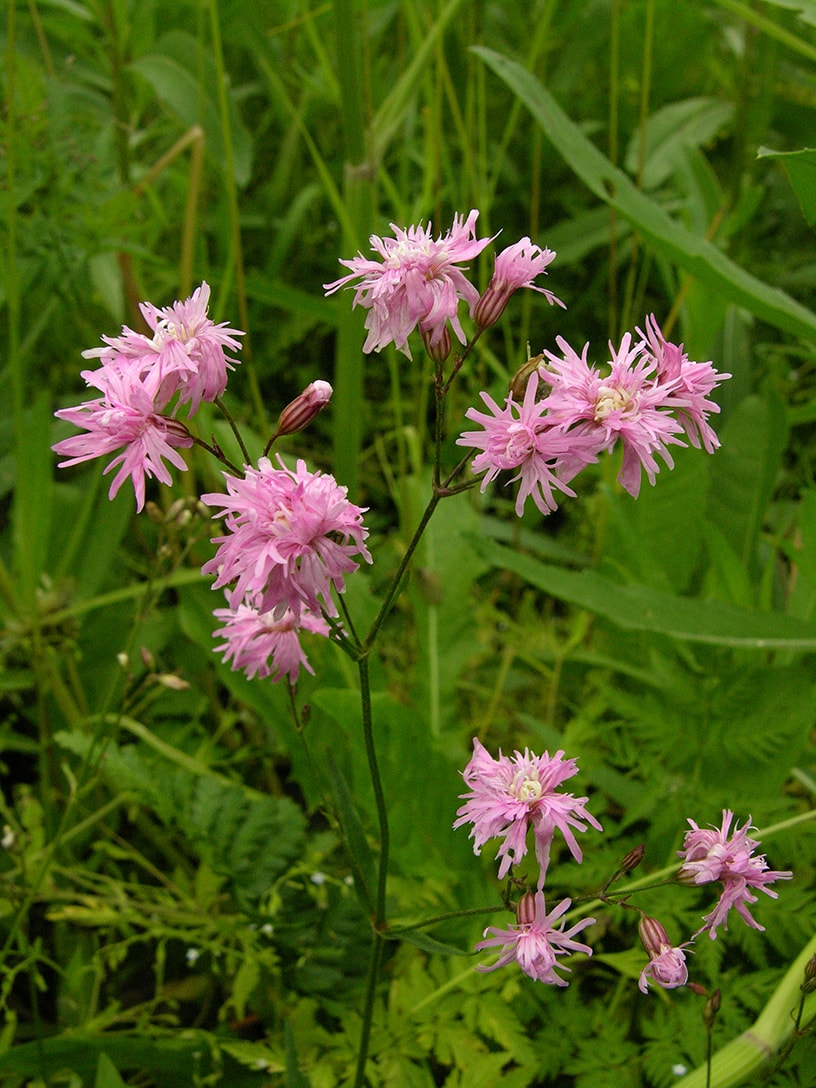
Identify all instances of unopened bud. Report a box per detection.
[703,989,721,1029]
[515,892,537,926]
[508,353,545,401]
[620,844,646,873]
[802,955,816,993]
[140,646,155,670]
[638,915,671,958]
[274,380,332,439]
[421,323,452,365]
[157,673,190,691]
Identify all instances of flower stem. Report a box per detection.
[353,653,389,1087]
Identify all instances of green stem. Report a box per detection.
[363,488,442,650]
[353,654,389,1087]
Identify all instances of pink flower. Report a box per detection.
[83,282,243,414]
[639,315,731,454]
[538,333,687,499]
[212,594,330,682]
[677,810,792,939]
[201,457,371,620]
[454,738,602,889]
[475,892,595,986]
[637,915,690,993]
[457,372,599,516]
[324,210,494,358]
[53,361,193,510]
[473,238,564,330]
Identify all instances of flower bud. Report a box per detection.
[421,323,452,365]
[802,955,816,993]
[274,380,333,439]
[638,915,671,958]
[703,988,721,1028]
[508,353,544,401]
[620,844,646,873]
[515,892,537,926]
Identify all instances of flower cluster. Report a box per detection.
[459,317,730,515]
[454,738,600,984]
[53,282,243,510]
[324,211,562,359]
[677,810,792,940]
[201,457,371,621]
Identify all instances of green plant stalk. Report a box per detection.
[331,0,375,499]
[676,934,816,1088]
[353,653,388,1088]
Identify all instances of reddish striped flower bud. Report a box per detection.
[274,380,332,439]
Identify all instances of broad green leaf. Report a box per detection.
[129,33,252,186]
[95,1053,126,1088]
[625,97,733,190]
[473,46,816,342]
[707,393,788,571]
[758,146,816,226]
[466,535,816,649]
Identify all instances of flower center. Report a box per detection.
[514,773,543,802]
[594,384,632,421]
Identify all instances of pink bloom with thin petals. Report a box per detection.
[474,238,564,330]
[637,916,691,994]
[457,372,599,516]
[201,457,371,620]
[83,282,243,414]
[475,892,595,985]
[538,333,687,498]
[639,314,731,454]
[53,361,193,511]
[212,593,330,682]
[677,810,792,939]
[324,210,494,358]
[454,738,602,889]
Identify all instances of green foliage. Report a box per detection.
[3,0,816,1085]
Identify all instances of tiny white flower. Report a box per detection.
[672,1064,688,1076]
[311,871,327,885]
[185,947,201,965]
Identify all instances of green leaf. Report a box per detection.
[758,146,816,226]
[707,394,788,571]
[284,1021,313,1088]
[384,928,470,956]
[466,534,816,649]
[95,1052,126,1088]
[625,97,733,190]
[327,757,376,913]
[473,46,816,341]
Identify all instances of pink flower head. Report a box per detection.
[475,892,595,986]
[457,372,598,516]
[201,457,371,620]
[538,333,687,498]
[473,238,564,330]
[639,315,731,454]
[677,810,792,940]
[212,593,330,682]
[324,210,494,358]
[637,915,690,994]
[53,361,193,511]
[454,738,602,889]
[83,282,243,414]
